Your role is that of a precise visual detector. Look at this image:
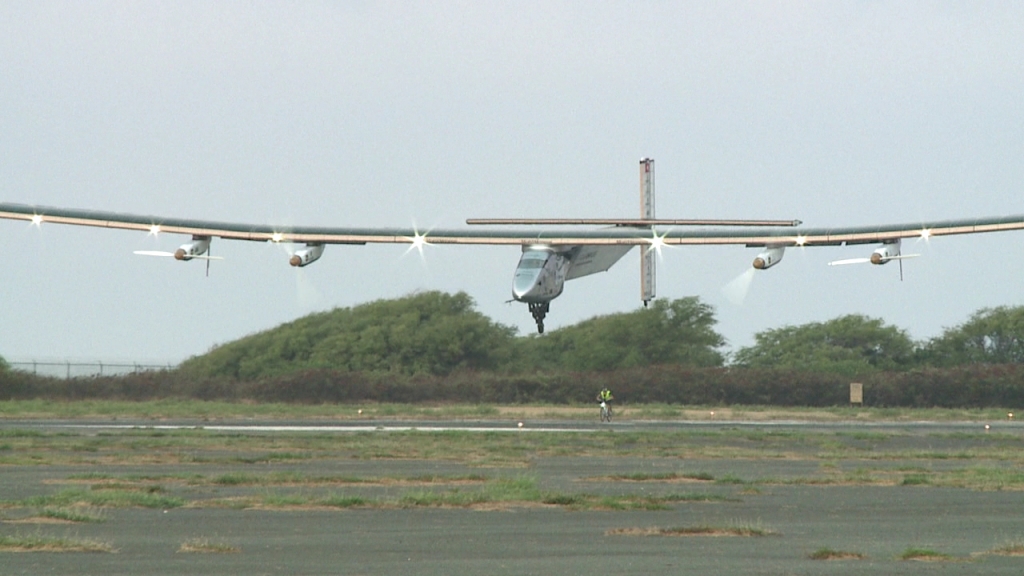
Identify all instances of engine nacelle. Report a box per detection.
[289,243,325,267]
[174,236,211,261]
[870,241,901,265]
[752,246,785,270]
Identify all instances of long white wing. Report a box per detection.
[3,203,1024,248]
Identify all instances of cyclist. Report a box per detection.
[597,388,613,421]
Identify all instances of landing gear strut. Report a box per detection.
[529,302,549,334]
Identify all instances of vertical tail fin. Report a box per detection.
[640,158,656,306]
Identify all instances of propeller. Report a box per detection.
[827,255,920,266]
[827,254,920,281]
[826,257,872,266]
[132,250,223,260]
[132,249,223,277]
[294,266,325,310]
[262,241,328,308]
[722,267,757,305]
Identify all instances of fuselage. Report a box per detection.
[512,247,570,303]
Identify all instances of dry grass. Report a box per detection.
[580,471,714,483]
[4,516,78,525]
[0,533,115,553]
[976,540,1024,556]
[5,507,106,524]
[808,547,866,560]
[607,522,777,537]
[177,537,239,554]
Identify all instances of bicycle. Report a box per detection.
[600,401,613,423]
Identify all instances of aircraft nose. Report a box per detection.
[512,271,541,300]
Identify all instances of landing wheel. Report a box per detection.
[529,302,549,334]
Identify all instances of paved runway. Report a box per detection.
[3,416,1024,574]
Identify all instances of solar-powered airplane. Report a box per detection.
[4,158,1024,333]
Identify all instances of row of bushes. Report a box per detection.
[5,364,1024,407]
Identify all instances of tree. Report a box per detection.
[0,354,8,373]
[732,314,915,375]
[920,306,1024,367]
[516,296,726,371]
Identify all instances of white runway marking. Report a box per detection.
[51,424,601,433]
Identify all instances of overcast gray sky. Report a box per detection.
[2,1,1023,364]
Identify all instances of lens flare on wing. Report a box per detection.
[645,229,673,261]
[402,223,434,267]
[148,224,161,236]
[913,228,933,248]
[722,267,756,306]
[408,232,429,253]
[30,214,43,226]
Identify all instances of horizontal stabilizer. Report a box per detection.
[467,218,802,227]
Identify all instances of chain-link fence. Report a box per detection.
[9,360,175,379]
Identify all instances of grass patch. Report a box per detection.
[942,467,1024,490]
[208,471,487,487]
[259,493,308,507]
[231,452,313,463]
[178,537,239,554]
[0,429,45,437]
[660,492,737,503]
[899,547,957,561]
[394,475,543,508]
[592,471,714,483]
[901,473,930,486]
[236,476,545,510]
[197,475,730,512]
[319,495,368,508]
[0,400,505,421]
[37,507,105,523]
[0,533,115,553]
[16,489,184,509]
[2,400,1023,423]
[2,507,106,524]
[7,423,1024,470]
[808,547,866,560]
[608,521,778,537]
[541,494,586,506]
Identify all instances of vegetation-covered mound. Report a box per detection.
[178,292,728,380]
[179,291,517,379]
